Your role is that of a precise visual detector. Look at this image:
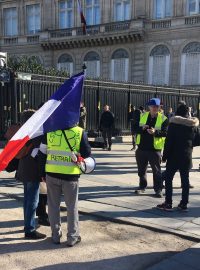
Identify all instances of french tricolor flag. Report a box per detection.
[0,72,85,172]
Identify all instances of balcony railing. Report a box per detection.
[27,35,40,43]
[152,20,171,29]
[104,20,131,32]
[49,20,134,39]
[50,28,73,38]
[4,37,18,45]
[185,15,200,25]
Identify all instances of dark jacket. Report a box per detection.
[100,111,115,129]
[163,116,200,170]
[128,109,141,133]
[79,106,87,129]
[17,136,42,183]
[38,130,91,181]
[134,112,168,151]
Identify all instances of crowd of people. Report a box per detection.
[3,97,200,247]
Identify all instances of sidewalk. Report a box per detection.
[0,143,200,269]
[147,242,200,270]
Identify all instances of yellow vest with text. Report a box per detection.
[136,112,167,150]
[45,127,83,175]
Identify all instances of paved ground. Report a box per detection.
[0,143,200,269]
[0,193,195,270]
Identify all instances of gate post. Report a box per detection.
[127,85,131,129]
[10,72,18,124]
[96,81,100,131]
[198,92,200,120]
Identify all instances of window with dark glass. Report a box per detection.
[154,0,172,19]
[26,4,41,34]
[4,8,18,36]
[84,51,100,78]
[180,42,200,85]
[149,45,170,85]
[85,0,100,25]
[59,0,73,29]
[114,0,131,21]
[57,54,74,75]
[187,0,200,15]
[111,49,129,81]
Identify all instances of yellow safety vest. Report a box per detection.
[45,126,83,175]
[136,112,167,150]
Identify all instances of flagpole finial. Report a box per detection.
[82,63,87,73]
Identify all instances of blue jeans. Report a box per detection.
[23,181,40,233]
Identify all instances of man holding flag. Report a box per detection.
[0,72,91,245]
[38,120,91,246]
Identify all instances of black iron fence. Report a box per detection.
[0,74,200,139]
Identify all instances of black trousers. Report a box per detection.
[165,164,190,205]
[102,128,112,147]
[136,149,162,192]
[131,133,136,147]
[36,194,48,218]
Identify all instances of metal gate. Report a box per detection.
[0,74,200,139]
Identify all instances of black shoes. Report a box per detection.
[156,202,173,211]
[155,191,163,198]
[108,147,111,151]
[38,217,50,227]
[135,189,146,194]
[177,203,188,212]
[25,231,46,240]
[156,202,188,212]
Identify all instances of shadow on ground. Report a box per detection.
[32,252,177,270]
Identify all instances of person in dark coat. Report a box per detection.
[35,102,50,226]
[128,105,136,150]
[79,102,87,129]
[134,98,168,198]
[157,104,200,211]
[100,105,115,151]
[17,110,46,239]
[128,106,144,150]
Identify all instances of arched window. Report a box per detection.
[84,51,100,78]
[57,54,73,75]
[111,49,129,81]
[149,45,170,85]
[154,0,172,19]
[114,0,131,21]
[180,42,200,85]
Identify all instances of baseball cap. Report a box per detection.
[146,98,161,106]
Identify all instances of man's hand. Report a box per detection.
[142,125,149,130]
[147,128,155,135]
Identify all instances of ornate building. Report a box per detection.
[1,0,200,87]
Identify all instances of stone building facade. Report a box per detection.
[0,0,200,87]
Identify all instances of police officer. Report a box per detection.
[38,125,91,246]
[134,98,168,197]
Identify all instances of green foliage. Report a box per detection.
[7,55,70,77]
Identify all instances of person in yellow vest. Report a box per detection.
[134,98,168,198]
[38,125,91,246]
